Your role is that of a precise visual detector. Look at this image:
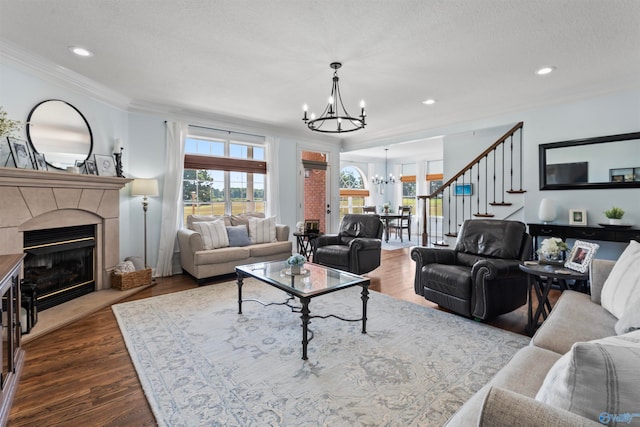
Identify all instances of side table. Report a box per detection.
[293,231,322,261]
[519,262,589,336]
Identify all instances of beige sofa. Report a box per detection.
[177,214,292,283]
[446,258,638,426]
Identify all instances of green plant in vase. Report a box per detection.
[604,206,625,225]
[286,253,306,274]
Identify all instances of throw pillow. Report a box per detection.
[600,240,640,319]
[186,214,231,230]
[248,216,277,244]
[230,212,266,229]
[615,296,640,335]
[226,225,251,247]
[191,220,230,249]
[535,330,640,422]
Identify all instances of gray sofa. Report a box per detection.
[177,214,292,283]
[445,259,625,426]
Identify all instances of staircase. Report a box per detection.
[418,122,525,247]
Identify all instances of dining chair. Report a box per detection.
[389,206,411,242]
[362,206,377,214]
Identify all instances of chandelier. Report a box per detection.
[302,62,366,133]
[372,149,397,188]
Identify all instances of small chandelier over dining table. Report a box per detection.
[372,149,397,185]
[302,62,366,133]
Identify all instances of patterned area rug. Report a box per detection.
[113,279,529,427]
[381,238,416,251]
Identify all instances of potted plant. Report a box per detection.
[604,206,625,225]
[286,253,306,274]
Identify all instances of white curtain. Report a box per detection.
[416,160,427,237]
[155,121,187,276]
[266,136,280,219]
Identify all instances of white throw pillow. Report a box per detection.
[615,296,640,335]
[192,220,230,249]
[600,240,640,319]
[535,330,640,422]
[248,216,276,244]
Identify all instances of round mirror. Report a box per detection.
[26,99,93,170]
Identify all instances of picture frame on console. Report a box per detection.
[94,154,117,176]
[569,209,587,226]
[565,240,599,273]
[7,137,33,169]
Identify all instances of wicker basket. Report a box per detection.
[111,268,152,290]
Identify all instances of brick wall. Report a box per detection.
[302,151,326,233]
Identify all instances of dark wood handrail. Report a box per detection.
[418,121,524,200]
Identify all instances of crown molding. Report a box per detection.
[129,100,340,146]
[0,39,131,110]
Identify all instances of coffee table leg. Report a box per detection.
[361,284,369,334]
[236,273,244,314]
[300,297,310,360]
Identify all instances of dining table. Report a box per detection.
[378,213,405,242]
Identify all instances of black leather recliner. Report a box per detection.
[411,219,532,320]
[313,214,383,274]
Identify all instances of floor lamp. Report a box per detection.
[131,178,159,268]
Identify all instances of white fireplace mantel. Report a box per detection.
[0,167,132,291]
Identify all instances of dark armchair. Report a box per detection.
[313,214,384,274]
[411,219,532,320]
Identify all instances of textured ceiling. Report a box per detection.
[1,0,639,158]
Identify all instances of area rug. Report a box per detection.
[381,239,415,251]
[112,279,529,427]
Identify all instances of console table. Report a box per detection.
[528,223,640,254]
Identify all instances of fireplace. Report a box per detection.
[0,167,131,321]
[23,225,96,311]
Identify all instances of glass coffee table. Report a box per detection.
[235,260,370,360]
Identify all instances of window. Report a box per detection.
[339,166,369,219]
[182,128,266,224]
[399,163,417,212]
[401,177,416,211]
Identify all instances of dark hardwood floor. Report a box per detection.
[9,248,557,425]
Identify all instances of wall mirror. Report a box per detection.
[26,99,93,169]
[539,132,640,190]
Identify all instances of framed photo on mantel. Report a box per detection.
[94,154,117,176]
[7,137,33,169]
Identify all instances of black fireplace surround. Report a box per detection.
[23,225,96,311]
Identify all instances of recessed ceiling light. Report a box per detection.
[69,46,94,57]
[536,66,556,76]
[422,98,436,105]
